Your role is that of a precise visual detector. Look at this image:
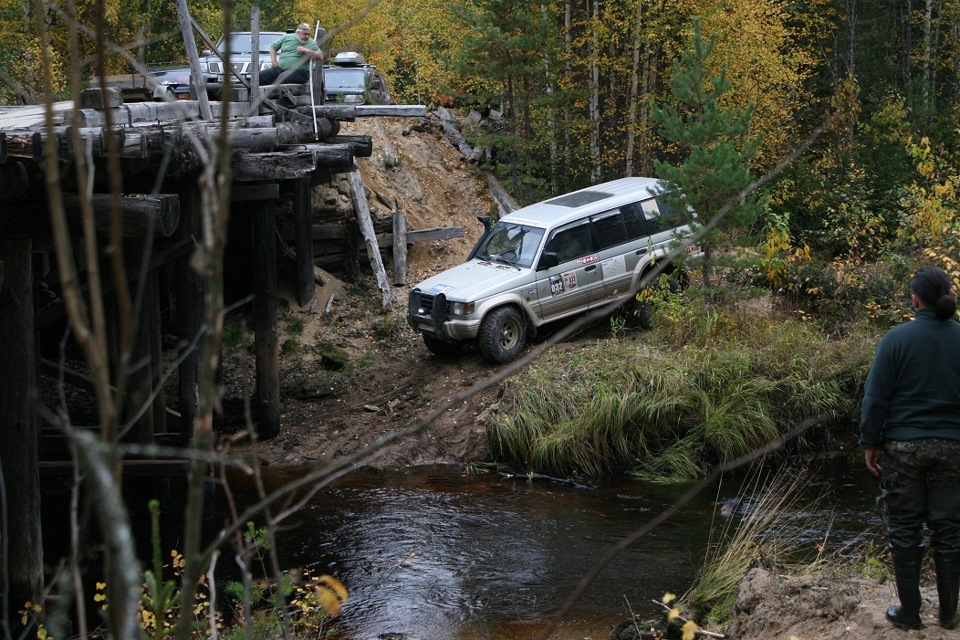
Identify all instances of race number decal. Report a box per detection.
[549,270,579,296]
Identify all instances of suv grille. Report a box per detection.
[416,293,435,316]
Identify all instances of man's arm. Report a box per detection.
[297,41,323,60]
[269,47,278,68]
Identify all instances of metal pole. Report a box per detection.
[309,20,323,139]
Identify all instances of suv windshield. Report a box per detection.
[218,33,274,54]
[475,222,545,268]
[324,67,366,91]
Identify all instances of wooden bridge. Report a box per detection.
[0,70,430,611]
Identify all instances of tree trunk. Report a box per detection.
[626,0,642,177]
[590,0,601,182]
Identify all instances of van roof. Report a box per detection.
[500,177,663,229]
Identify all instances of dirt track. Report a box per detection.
[226,114,509,470]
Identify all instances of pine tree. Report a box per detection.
[652,17,764,289]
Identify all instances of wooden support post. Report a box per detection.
[0,237,43,627]
[346,167,393,310]
[392,210,408,286]
[344,218,360,283]
[292,178,315,306]
[175,184,203,444]
[125,263,165,444]
[252,202,280,440]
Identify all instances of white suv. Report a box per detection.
[407,177,699,363]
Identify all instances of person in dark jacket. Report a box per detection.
[861,266,960,630]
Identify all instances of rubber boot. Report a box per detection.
[935,550,960,629]
[887,546,924,630]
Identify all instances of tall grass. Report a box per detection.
[487,291,877,480]
[683,465,826,629]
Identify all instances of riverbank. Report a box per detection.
[726,566,960,640]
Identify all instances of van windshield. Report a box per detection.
[324,67,367,91]
[475,222,545,268]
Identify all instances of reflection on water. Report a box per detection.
[223,464,884,640]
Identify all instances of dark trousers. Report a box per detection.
[259,67,309,85]
[881,438,960,551]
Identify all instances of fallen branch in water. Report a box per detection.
[499,471,595,490]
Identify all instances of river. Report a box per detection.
[223,462,884,640]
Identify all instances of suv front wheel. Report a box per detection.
[478,307,526,364]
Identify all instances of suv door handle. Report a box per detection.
[636,248,648,255]
[585,265,597,272]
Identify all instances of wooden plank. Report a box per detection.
[280,224,465,245]
[346,167,392,309]
[293,178,316,306]
[355,104,427,117]
[393,211,407,285]
[0,236,43,618]
[251,201,280,439]
[406,227,465,244]
[174,185,203,444]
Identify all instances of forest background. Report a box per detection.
[3,0,960,289]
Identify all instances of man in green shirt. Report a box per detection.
[259,23,322,85]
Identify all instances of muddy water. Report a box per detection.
[227,463,883,640]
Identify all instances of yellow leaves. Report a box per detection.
[20,601,42,625]
[312,574,349,616]
[682,619,700,640]
[93,582,108,610]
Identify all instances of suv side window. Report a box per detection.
[591,209,628,250]
[655,195,691,228]
[620,203,648,240]
[545,221,594,263]
[639,198,663,234]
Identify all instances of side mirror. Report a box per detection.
[477,215,493,232]
[537,253,558,270]
[202,50,212,56]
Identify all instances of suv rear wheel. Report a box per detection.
[478,307,526,363]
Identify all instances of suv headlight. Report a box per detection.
[449,301,475,316]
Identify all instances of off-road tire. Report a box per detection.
[624,275,681,330]
[477,306,527,364]
[422,334,463,358]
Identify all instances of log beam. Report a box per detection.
[0,236,43,629]
[292,178,315,306]
[346,167,392,309]
[251,202,280,439]
[392,211,407,286]
[62,193,180,237]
